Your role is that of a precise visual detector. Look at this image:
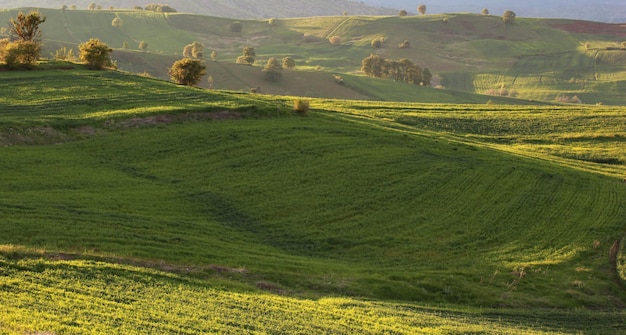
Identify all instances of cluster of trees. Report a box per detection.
[145,4,177,12]
[361,54,431,86]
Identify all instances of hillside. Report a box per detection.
[1,9,624,105]
[0,0,396,18]
[1,67,626,333]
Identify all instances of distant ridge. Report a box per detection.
[361,0,626,23]
[0,0,397,18]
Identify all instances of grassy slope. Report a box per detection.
[1,68,626,334]
[2,8,625,104]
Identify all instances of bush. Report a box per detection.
[328,36,342,45]
[168,58,206,86]
[398,40,410,49]
[371,37,384,49]
[4,40,41,68]
[79,38,113,70]
[293,99,310,115]
[332,74,344,85]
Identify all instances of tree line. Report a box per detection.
[361,54,432,86]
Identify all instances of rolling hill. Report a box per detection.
[0,64,626,333]
[0,0,397,18]
[1,8,625,105]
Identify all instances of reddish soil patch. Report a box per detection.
[551,21,626,37]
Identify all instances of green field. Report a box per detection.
[1,66,626,333]
[1,8,625,104]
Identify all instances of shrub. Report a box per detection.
[4,40,41,68]
[293,99,310,115]
[398,9,408,17]
[332,74,344,85]
[262,57,283,82]
[328,36,342,45]
[371,37,384,49]
[168,58,206,86]
[138,40,148,51]
[112,17,123,28]
[398,40,410,49]
[78,38,113,70]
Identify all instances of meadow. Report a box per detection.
[1,66,626,333]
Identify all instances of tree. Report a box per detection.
[361,54,385,78]
[10,11,46,43]
[133,5,143,10]
[503,10,516,24]
[79,38,113,70]
[122,41,129,49]
[183,41,204,58]
[422,68,432,86]
[417,4,426,15]
[211,50,217,62]
[5,11,46,68]
[138,40,148,51]
[169,58,206,86]
[236,46,255,65]
[621,41,626,50]
[61,5,68,10]
[398,40,410,49]
[481,8,490,16]
[371,37,384,49]
[399,9,408,17]
[263,57,283,82]
[268,18,278,26]
[112,17,123,28]
[88,2,97,10]
[282,56,296,69]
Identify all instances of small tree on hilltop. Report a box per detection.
[263,57,283,82]
[481,8,490,16]
[417,4,426,15]
[169,58,206,86]
[138,40,148,51]
[88,2,97,10]
[79,38,113,70]
[399,9,408,17]
[503,10,516,24]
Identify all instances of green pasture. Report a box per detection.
[1,68,626,334]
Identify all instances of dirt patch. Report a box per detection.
[110,111,242,129]
[551,21,626,37]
